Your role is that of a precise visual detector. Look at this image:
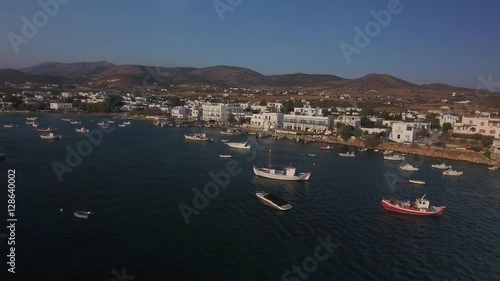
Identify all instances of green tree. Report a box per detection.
[472,133,482,140]
[481,135,493,147]
[340,125,354,141]
[227,113,237,124]
[364,132,381,148]
[362,107,374,116]
[360,117,373,128]
[353,128,363,139]
[259,100,267,106]
[431,119,441,130]
[238,116,246,125]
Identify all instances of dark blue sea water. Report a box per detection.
[1,114,499,281]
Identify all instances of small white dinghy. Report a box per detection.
[74,211,93,219]
[407,179,426,185]
[219,155,232,158]
[308,154,316,157]
[488,166,498,171]
[339,152,355,158]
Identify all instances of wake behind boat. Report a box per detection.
[381,194,445,216]
[256,192,292,211]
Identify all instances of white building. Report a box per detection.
[437,113,459,127]
[293,107,322,116]
[283,114,333,132]
[250,113,284,129]
[453,116,500,138]
[335,115,361,128]
[49,103,73,110]
[201,104,243,122]
[389,122,431,143]
[171,106,190,119]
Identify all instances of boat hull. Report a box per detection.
[253,166,311,181]
[256,192,292,211]
[381,199,445,216]
[226,142,251,149]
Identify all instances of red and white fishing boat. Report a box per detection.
[320,145,333,150]
[381,194,446,216]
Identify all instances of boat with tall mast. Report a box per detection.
[253,145,311,181]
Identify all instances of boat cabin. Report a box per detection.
[416,198,430,210]
[285,167,297,176]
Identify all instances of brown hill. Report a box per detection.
[20,61,115,77]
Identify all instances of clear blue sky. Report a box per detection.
[1,0,499,88]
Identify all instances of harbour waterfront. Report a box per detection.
[1,114,500,281]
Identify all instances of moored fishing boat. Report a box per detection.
[185,132,213,141]
[383,150,394,155]
[308,154,316,157]
[219,155,232,158]
[253,146,311,181]
[3,124,17,128]
[123,121,132,125]
[339,152,355,157]
[359,148,368,152]
[61,118,72,122]
[400,164,419,171]
[256,192,292,211]
[75,127,89,133]
[40,132,62,140]
[36,127,56,133]
[320,145,333,150]
[431,163,452,170]
[26,117,37,121]
[381,194,446,216]
[220,128,244,135]
[443,169,463,176]
[118,124,127,127]
[70,121,81,125]
[489,166,499,171]
[97,121,106,126]
[384,154,405,161]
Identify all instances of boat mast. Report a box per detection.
[268,144,272,169]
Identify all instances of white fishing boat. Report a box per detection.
[308,154,316,157]
[226,141,251,150]
[108,120,115,124]
[221,139,229,143]
[74,211,93,219]
[3,124,17,128]
[443,169,463,176]
[488,166,499,171]
[40,132,62,140]
[26,117,37,121]
[36,127,56,133]
[185,132,213,141]
[75,127,89,133]
[219,155,232,158]
[253,146,311,181]
[70,121,81,125]
[384,154,405,161]
[407,179,426,185]
[25,121,34,125]
[400,164,419,171]
[61,118,72,122]
[97,121,106,126]
[31,123,39,128]
[431,163,452,170]
[339,152,355,158]
[383,150,394,155]
[118,124,127,127]
[123,121,132,125]
[256,192,292,211]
